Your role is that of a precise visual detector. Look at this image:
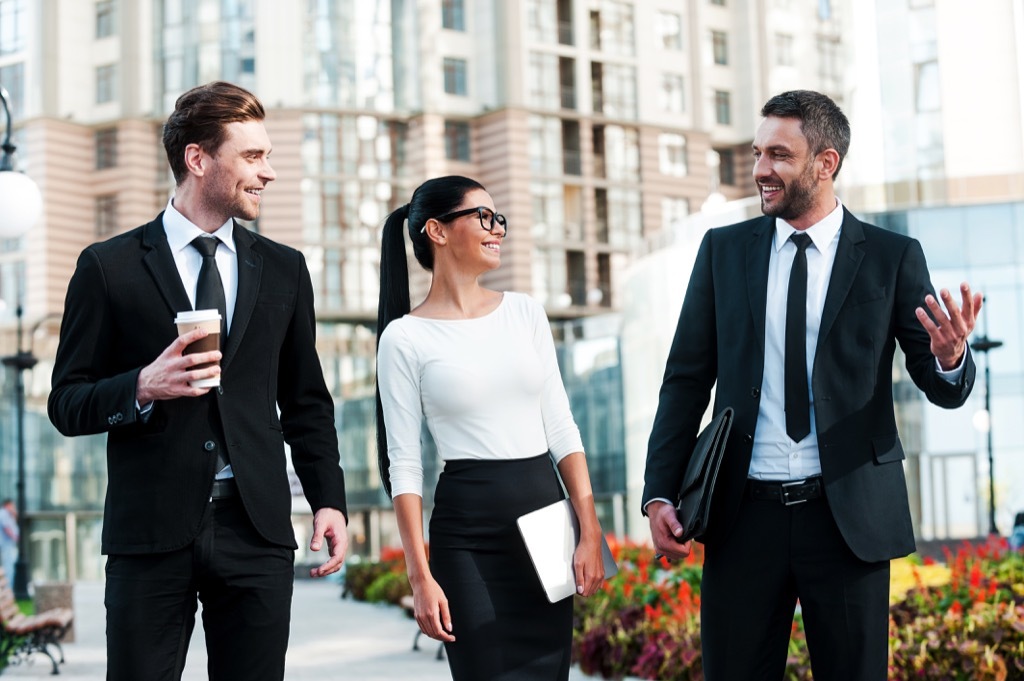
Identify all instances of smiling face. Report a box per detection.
[197,120,276,223]
[752,116,834,229]
[436,188,506,272]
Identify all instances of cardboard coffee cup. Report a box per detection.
[174,309,222,388]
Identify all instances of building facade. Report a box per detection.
[0,0,850,581]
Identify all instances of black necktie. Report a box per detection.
[191,236,227,341]
[190,236,229,473]
[785,233,813,442]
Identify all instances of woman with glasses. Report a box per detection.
[375,176,605,680]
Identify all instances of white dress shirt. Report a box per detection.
[162,198,238,333]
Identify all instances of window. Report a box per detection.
[96,63,118,104]
[717,148,736,185]
[714,90,731,125]
[0,62,23,117]
[658,133,687,177]
[96,0,116,38]
[817,36,840,92]
[559,56,576,109]
[0,0,25,55]
[659,74,685,113]
[527,0,557,43]
[567,250,586,306]
[775,33,794,66]
[606,188,642,249]
[528,115,564,176]
[590,1,635,56]
[656,11,683,50]
[442,0,465,31]
[95,128,117,169]
[598,124,640,182]
[562,120,581,175]
[528,52,560,109]
[443,57,468,95]
[530,181,569,241]
[915,60,940,113]
[444,121,470,161]
[95,195,119,238]
[711,31,728,65]
[592,61,637,118]
[596,253,611,307]
[662,197,690,230]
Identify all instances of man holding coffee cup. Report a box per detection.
[48,81,348,681]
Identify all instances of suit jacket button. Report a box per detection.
[750,387,760,398]
[204,441,216,452]
[217,386,224,396]
[743,434,753,443]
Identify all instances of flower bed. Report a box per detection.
[574,536,1024,680]
[343,546,412,606]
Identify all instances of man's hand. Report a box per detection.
[915,282,983,370]
[136,328,222,403]
[647,501,692,560]
[309,507,348,578]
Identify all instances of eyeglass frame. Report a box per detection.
[421,206,508,234]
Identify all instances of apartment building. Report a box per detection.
[0,0,851,579]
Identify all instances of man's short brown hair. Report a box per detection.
[162,81,266,185]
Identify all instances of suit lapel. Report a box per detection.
[816,208,865,353]
[141,214,192,316]
[746,217,774,355]
[223,223,262,370]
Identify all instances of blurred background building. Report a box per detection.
[0,0,1021,584]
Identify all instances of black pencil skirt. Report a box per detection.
[429,453,573,681]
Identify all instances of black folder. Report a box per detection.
[675,407,734,543]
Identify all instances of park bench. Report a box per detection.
[0,569,72,675]
[400,595,445,661]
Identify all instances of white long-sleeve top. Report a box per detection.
[377,292,585,498]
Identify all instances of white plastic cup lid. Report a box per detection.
[174,309,222,324]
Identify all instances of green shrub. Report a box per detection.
[344,561,394,602]
[364,571,412,606]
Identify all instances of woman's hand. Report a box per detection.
[572,533,606,597]
[411,575,456,642]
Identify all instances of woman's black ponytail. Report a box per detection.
[375,176,487,497]
[376,202,412,497]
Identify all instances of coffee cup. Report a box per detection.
[174,309,222,388]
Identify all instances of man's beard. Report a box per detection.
[761,160,818,222]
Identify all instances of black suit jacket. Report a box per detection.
[48,214,347,555]
[643,209,974,563]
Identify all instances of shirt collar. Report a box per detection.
[163,197,237,254]
[773,199,844,253]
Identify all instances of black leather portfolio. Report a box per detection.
[675,407,734,543]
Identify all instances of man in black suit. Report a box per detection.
[48,82,348,681]
[643,90,981,680]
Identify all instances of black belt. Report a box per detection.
[210,477,238,500]
[747,476,823,505]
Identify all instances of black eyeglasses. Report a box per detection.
[424,206,508,235]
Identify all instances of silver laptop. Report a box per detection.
[516,499,619,603]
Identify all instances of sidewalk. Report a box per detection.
[2,581,594,680]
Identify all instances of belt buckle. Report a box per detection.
[780,480,808,506]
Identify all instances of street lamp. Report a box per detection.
[971,334,1003,536]
[0,84,43,600]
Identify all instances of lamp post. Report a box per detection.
[0,84,43,600]
[971,334,1003,536]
